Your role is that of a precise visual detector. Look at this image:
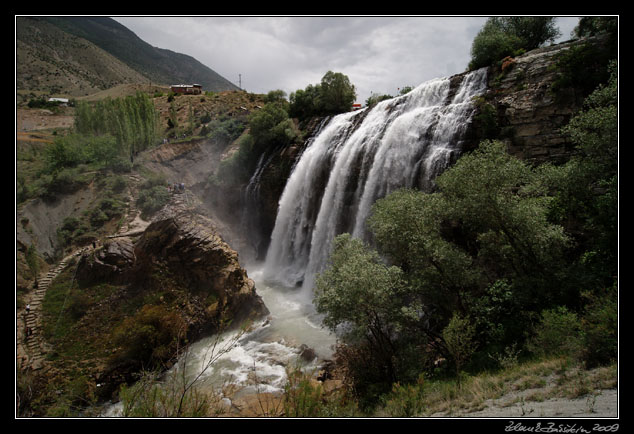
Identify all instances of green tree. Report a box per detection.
[320,71,357,114]
[289,84,323,120]
[44,134,87,171]
[314,234,407,384]
[367,141,572,357]
[74,92,158,157]
[548,61,617,291]
[574,16,618,39]
[469,17,561,70]
[289,71,356,121]
[579,284,617,368]
[265,89,288,104]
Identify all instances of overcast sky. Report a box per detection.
[112,16,581,105]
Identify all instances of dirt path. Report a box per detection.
[450,387,618,418]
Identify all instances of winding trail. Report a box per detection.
[16,173,195,374]
[17,173,145,373]
[17,248,88,373]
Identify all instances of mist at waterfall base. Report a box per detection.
[105,68,488,415]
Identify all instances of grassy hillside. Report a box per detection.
[16,16,240,98]
[16,17,149,97]
[40,17,240,92]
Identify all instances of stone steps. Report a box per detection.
[18,248,88,372]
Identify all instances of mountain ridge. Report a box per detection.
[16,16,240,97]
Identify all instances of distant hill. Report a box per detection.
[16,16,240,97]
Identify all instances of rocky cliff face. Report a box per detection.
[78,201,269,336]
[473,38,599,164]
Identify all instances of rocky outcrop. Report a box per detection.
[77,200,269,338]
[472,37,610,164]
[133,203,269,329]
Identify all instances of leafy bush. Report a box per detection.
[27,97,63,110]
[282,367,325,417]
[551,43,615,98]
[118,370,211,417]
[25,244,40,278]
[381,377,425,417]
[472,96,499,140]
[45,167,90,196]
[442,313,479,379]
[110,175,128,193]
[136,185,170,217]
[248,103,295,148]
[88,198,125,228]
[57,216,82,246]
[526,306,582,358]
[580,285,617,368]
[365,93,392,108]
[206,117,246,144]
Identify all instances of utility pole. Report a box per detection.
[238,74,242,90]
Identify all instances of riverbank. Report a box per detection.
[372,357,617,418]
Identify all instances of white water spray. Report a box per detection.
[264,68,488,293]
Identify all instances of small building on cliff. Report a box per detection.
[170,84,203,95]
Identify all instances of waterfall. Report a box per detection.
[241,150,278,260]
[264,68,488,291]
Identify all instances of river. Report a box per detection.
[102,264,336,416]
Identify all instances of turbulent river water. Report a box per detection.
[103,266,336,416]
[104,67,488,416]
[177,266,337,397]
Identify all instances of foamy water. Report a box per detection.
[102,265,336,416]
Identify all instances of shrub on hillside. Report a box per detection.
[136,186,170,217]
[44,167,90,196]
[112,304,186,365]
[579,284,617,368]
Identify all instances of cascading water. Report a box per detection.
[264,67,488,293]
[241,150,278,260]
[104,69,488,415]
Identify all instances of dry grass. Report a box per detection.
[392,357,617,417]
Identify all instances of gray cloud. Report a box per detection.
[113,16,580,105]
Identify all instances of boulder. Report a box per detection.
[133,203,269,330]
[76,239,136,284]
[299,344,317,362]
